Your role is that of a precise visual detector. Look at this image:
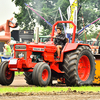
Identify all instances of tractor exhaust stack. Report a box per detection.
[35,27,39,44]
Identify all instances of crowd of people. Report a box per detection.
[75,39,83,43]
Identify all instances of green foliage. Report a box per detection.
[40,28,51,36]
[87,30,100,39]
[79,28,100,42]
[78,0,100,41]
[12,0,35,30]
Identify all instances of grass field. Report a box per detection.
[15,72,23,76]
[0,86,100,93]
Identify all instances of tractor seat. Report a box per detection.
[66,38,69,43]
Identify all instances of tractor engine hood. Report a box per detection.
[30,41,57,53]
[14,41,57,53]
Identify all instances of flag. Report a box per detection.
[67,0,77,34]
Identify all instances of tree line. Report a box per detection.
[12,0,100,40]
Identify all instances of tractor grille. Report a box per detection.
[15,51,27,59]
[15,45,26,50]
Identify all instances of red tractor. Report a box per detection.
[0,21,95,86]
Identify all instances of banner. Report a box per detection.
[67,0,77,34]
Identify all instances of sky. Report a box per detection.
[0,0,19,24]
[0,0,19,34]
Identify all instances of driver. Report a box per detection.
[53,27,66,60]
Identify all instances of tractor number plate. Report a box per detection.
[33,48,44,51]
[9,59,17,65]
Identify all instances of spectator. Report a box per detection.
[23,42,27,44]
[3,44,7,55]
[5,42,11,56]
[75,38,78,43]
[28,41,31,44]
[76,39,80,43]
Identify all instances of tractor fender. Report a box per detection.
[60,43,91,62]
[63,43,90,52]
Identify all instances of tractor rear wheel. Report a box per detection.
[32,62,51,86]
[24,72,33,85]
[0,61,14,85]
[63,46,95,86]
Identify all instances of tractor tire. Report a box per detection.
[48,76,53,86]
[32,62,42,85]
[24,63,41,85]
[24,72,33,85]
[63,46,95,86]
[32,62,51,86]
[0,61,6,84]
[0,61,14,85]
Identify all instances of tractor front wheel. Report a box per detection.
[0,61,6,84]
[0,61,14,85]
[32,62,51,86]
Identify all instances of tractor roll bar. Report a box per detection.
[51,21,76,43]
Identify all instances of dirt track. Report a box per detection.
[0,75,100,100]
[0,94,100,100]
[11,75,28,87]
[0,90,100,100]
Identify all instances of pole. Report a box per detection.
[35,27,39,44]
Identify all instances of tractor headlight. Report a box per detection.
[30,55,34,58]
[30,55,36,60]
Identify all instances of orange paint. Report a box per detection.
[93,59,100,84]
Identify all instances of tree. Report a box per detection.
[12,0,35,30]
[39,0,69,30]
[40,28,50,36]
[78,0,100,41]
